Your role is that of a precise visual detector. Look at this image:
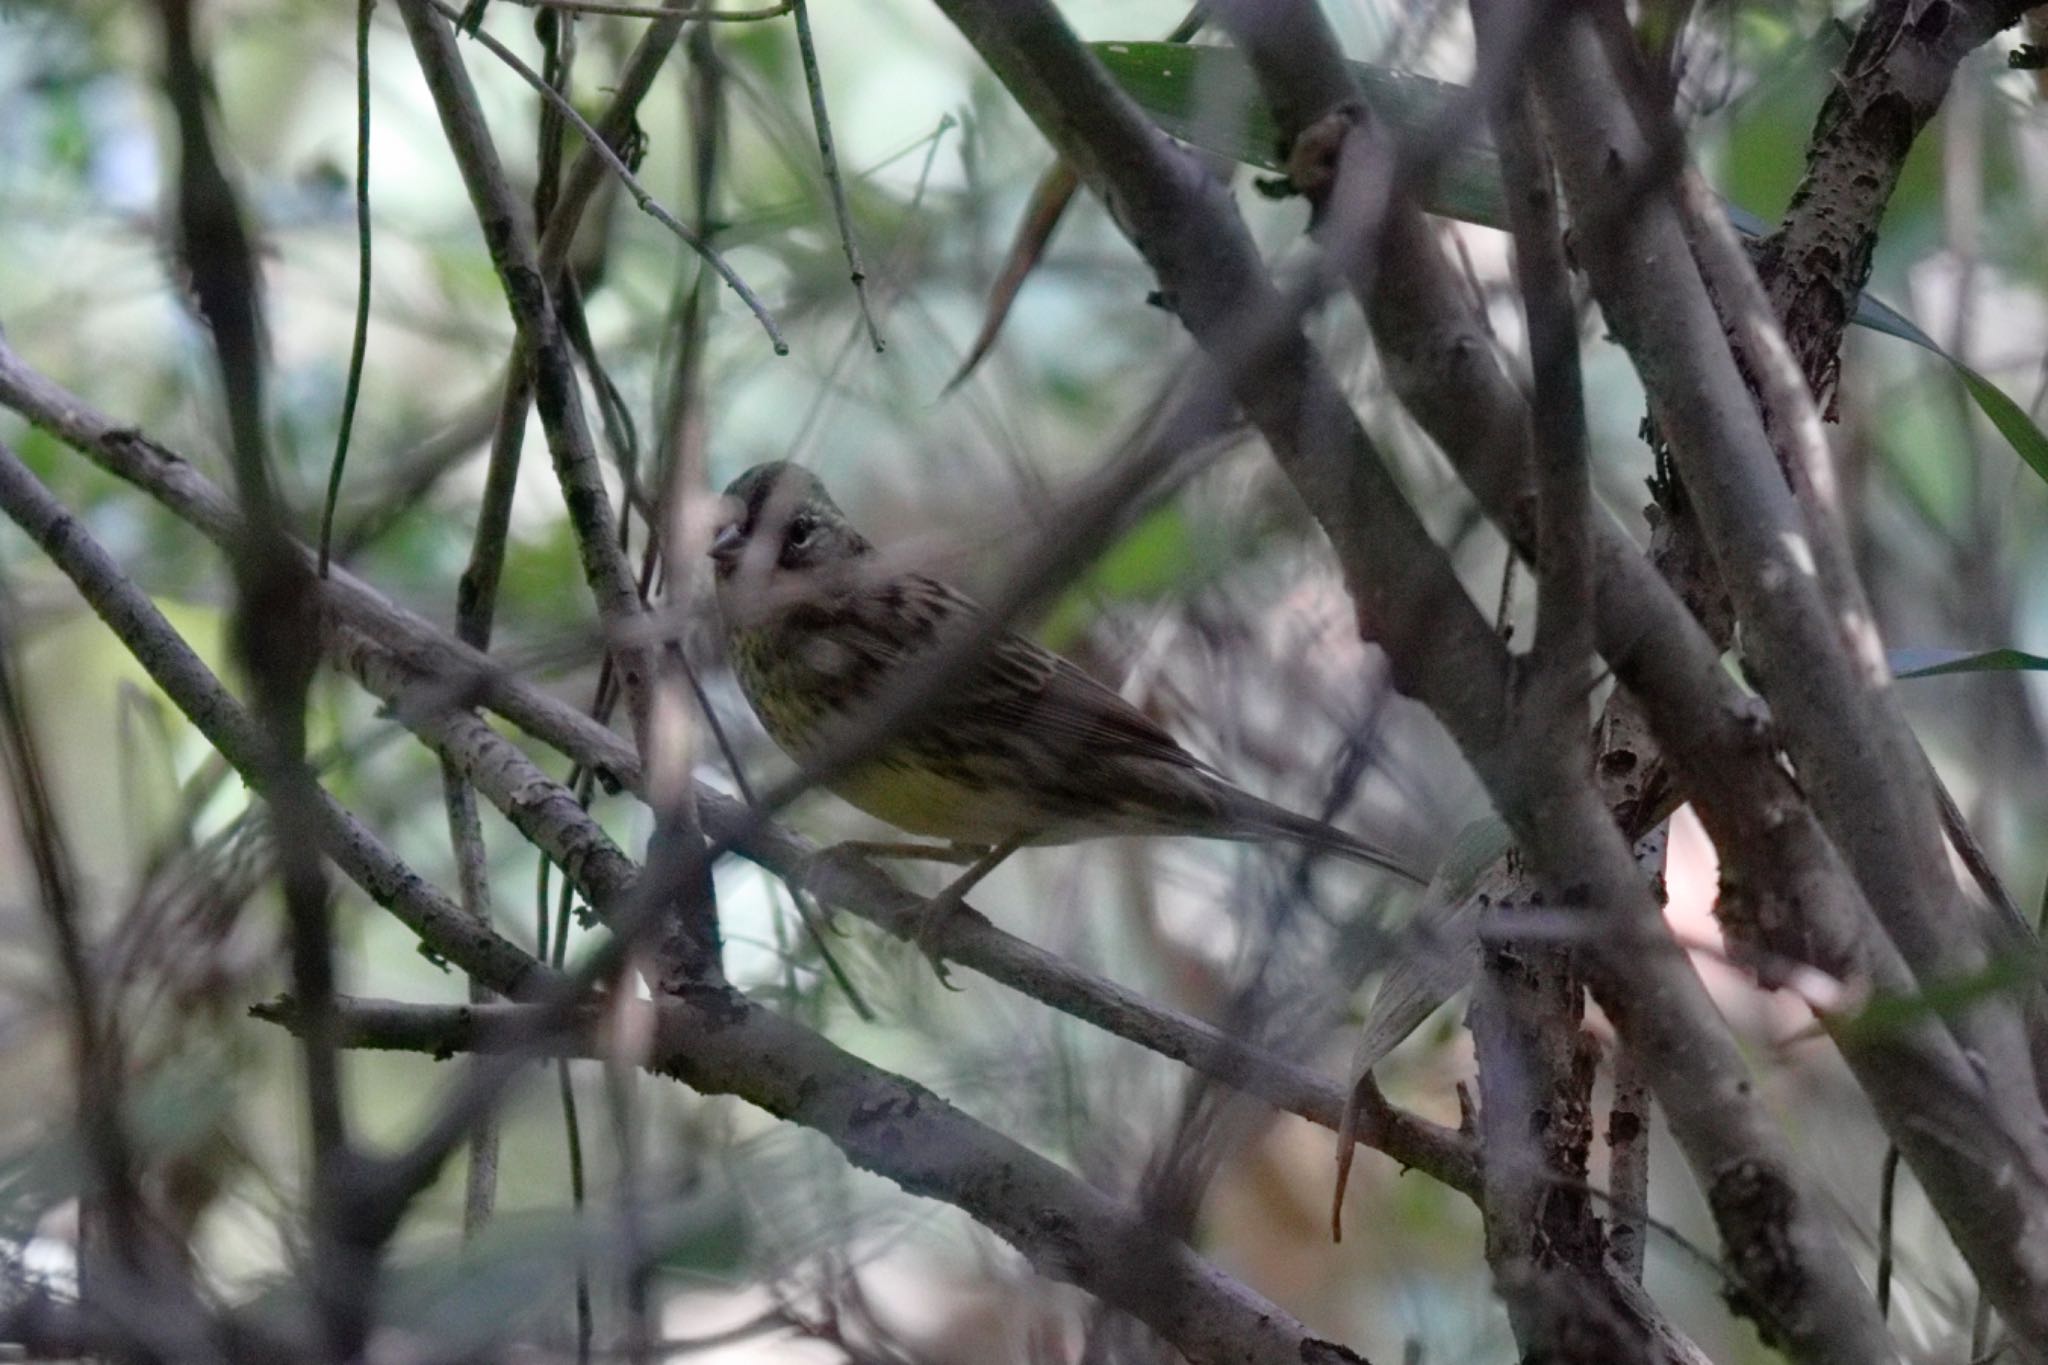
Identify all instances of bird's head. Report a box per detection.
[709,463,872,607]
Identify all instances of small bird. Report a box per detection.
[708,462,1427,966]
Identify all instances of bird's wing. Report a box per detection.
[981,631,1215,773]
[847,573,1213,774]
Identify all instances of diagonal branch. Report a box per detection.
[426,0,785,353]
[396,0,658,742]
[329,621,1482,1197]
[931,0,1900,1356]
[258,989,1375,1365]
[1524,6,2048,1349]
[1758,0,2034,407]
[0,440,555,1001]
[398,0,732,992]
[0,339,1475,1195]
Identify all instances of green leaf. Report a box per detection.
[1038,504,1202,650]
[1957,363,2048,488]
[1093,42,2048,488]
[1834,293,2048,488]
[1892,648,2048,679]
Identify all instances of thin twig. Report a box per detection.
[790,0,882,351]
[559,1055,594,1363]
[0,601,150,1303]
[156,2,363,1350]
[317,0,378,577]
[428,0,787,354]
[443,765,502,1236]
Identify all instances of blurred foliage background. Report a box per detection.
[0,0,2045,1360]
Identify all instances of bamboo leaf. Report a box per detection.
[1892,647,2048,679]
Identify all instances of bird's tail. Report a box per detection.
[1216,787,1433,886]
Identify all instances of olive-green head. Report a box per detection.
[709,462,871,583]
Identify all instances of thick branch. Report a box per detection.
[1238,30,2048,1357]
[1759,0,2032,405]
[1466,13,1612,1357]
[940,0,1888,1355]
[259,991,1373,1365]
[1526,9,2048,1344]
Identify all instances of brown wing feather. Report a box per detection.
[789,570,1424,873]
[977,639,1214,772]
[874,573,1212,774]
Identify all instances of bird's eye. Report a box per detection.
[787,516,816,550]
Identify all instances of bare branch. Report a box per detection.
[1525,14,2048,1346]
[155,3,366,1347]
[789,0,882,351]
[1758,0,2035,406]
[330,620,1482,1195]
[936,0,1896,1354]
[259,991,1380,1365]
[1464,16,1608,1353]
[426,0,786,354]
[396,0,657,738]
[0,440,554,1000]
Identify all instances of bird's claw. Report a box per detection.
[914,887,966,992]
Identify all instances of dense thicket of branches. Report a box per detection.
[1,0,2046,1361]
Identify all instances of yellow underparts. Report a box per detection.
[826,760,1052,846]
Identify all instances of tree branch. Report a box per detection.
[935,0,1898,1356]
[1758,0,2033,406]
[1230,24,2048,1356]
[154,5,362,1343]
[0,440,554,1001]
[1524,7,2048,1347]
[396,0,658,742]
[328,620,1482,1196]
[257,990,1376,1365]
[0,323,1477,1195]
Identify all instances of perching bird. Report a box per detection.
[709,462,1427,962]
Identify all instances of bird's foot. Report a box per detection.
[810,835,1030,991]
[912,884,970,991]
[903,833,1030,991]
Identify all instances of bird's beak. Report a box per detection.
[709,522,744,572]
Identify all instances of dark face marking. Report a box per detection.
[710,462,871,581]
